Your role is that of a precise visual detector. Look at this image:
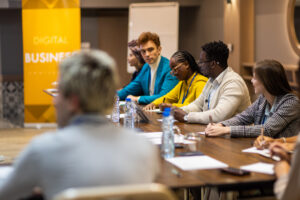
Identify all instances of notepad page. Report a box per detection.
[166,156,228,170]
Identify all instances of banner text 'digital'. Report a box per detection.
[22,2,80,122]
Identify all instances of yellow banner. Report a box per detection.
[22,0,80,122]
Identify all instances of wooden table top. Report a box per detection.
[0,112,276,190]
[136,111,276,189]
[0,128,54,165]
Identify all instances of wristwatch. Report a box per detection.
[183,114,188,122]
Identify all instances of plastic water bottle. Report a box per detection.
[161,108,174,159]
[129,100,136,126]
[131,100,138,122]
[124,98,135,129]
[111,95,120,123]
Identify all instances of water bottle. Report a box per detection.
[131,100,138,123]
[124,98,135,129]
[111,95,120,123]
[161,108,175,159]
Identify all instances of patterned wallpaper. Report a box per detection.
[0,81,23,127]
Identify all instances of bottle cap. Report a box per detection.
[164,107,171,112]
[163,109,170,117]
[125,98,131,102]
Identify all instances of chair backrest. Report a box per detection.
[52,183,177,200]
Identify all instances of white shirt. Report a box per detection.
[206,69,226,110]
[149,55,161,95]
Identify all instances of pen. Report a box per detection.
[261,128,264,140]
[259,127,265,148]
[171,168,182,178]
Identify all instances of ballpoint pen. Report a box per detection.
[259,127,265,149]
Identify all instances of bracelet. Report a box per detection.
[282,137,286,143]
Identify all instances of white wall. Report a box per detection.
[128,2,179,67]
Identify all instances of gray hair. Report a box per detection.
[59,50,118,114]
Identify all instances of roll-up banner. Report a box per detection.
[22,0,81,122]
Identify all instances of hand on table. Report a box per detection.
[172,107,187,122]
[253,135,274,150]
[205,123,230,137]
[143,103,156,111]
[270,142,292,163]
[274,160,290,178]
[159,103,172,111]
[126,95,139,102]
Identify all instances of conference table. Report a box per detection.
[137,111,276,192]
[0,111,276,193]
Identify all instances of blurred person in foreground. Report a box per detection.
[205,60,300,138]
[144,50,207,111]
[173,41,251,124]
[117,32,178,104]
[0,50,159,200]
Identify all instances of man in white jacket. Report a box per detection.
[174,41,251,124]
[0,50,159,200]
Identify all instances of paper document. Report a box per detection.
[157,119,178,122]
[0,166,13,180]
[166,156,228,171]
[138,132,195,144]
[145,109,162,113]
[242,147,280,161]
[240,162,274,175]
[119,101,125,106]
[106,114,125,119]
[138,132,163,139]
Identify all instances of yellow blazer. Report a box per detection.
[152,72,208,107]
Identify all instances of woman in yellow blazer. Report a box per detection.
[144,50,208,110]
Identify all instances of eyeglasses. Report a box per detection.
[170,63,185,74]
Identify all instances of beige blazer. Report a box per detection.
[182,67,251,124]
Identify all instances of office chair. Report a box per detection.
[52,183,177,200]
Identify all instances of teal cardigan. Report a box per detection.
[118,56,178,104]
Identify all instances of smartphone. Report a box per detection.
[220,167,250,176]
[175,144,184,148]
[178,151,204,156]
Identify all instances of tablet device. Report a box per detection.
[135,105,150,123]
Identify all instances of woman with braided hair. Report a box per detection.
[144,50,208,110]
